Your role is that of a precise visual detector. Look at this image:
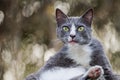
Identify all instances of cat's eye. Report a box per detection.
[63,26,69,32]
[78,26,84,32]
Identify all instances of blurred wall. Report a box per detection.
[0,0,120,80]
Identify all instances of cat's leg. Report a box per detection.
[25,73,39,80]
[71,65,104,80]
[83,65,104,80]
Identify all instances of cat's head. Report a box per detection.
[56,8,93,45]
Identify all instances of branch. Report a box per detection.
[0,10,4,24]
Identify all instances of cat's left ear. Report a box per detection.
[82,8,93,25]
[56,8,68,26]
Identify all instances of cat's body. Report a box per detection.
[25,9,118,80]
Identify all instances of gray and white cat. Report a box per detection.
[25,8,118,80]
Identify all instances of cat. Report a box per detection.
[25,8,118,80]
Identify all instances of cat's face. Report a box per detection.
[56,9,93,45]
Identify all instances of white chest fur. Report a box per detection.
[40,67,86,80]
[67,43,92,67]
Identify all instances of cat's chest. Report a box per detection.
[40,66,86,80]
[67,44,92,67]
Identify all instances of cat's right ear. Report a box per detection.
[82,8,93,25]
[56,8,68,26]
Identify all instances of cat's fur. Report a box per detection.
[25,9,118,80]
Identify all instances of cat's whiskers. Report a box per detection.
[51,38,61,43]
[51,38,61,45]
[51,37,64,45]
[51,37,69,45]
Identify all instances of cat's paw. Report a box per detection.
[87,65,104,79]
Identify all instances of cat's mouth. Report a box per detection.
[69,40,78,44]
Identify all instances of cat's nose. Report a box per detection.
[70,35,76,39]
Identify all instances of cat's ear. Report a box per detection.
[56,8,68,26]
[82,8,93,25]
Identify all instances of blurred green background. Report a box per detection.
[0,0,120,80]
